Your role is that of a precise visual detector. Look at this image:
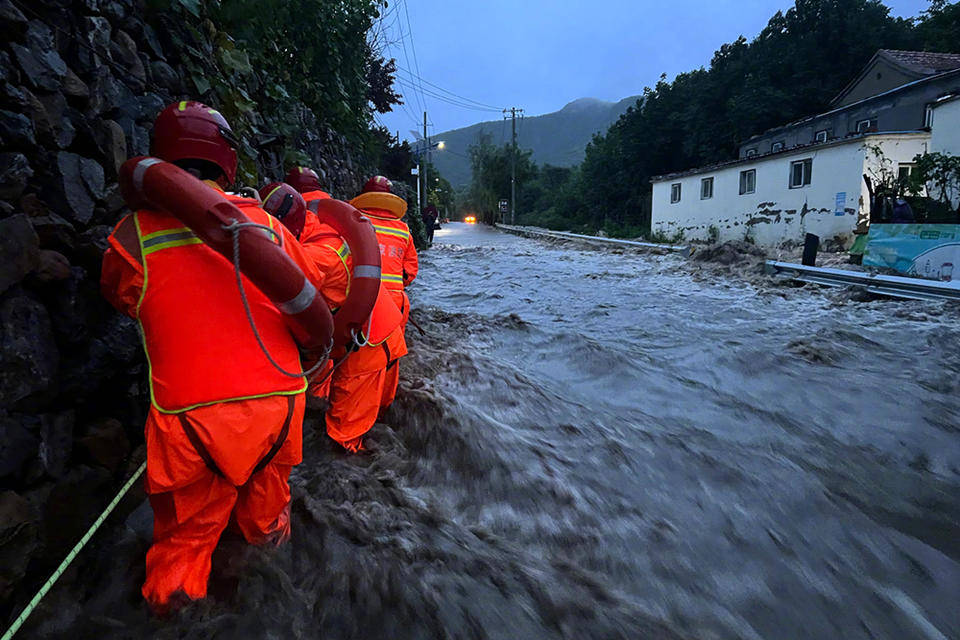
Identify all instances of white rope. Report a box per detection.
[223,220,330,379]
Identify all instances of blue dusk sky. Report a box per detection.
[374,0,932,140]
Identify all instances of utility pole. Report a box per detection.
[503,107,523,224]
[423,111,428,217]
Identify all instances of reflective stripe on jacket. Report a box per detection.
[363,210,416,292]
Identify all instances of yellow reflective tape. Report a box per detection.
[372,225,409,239]
[178,101,187,111]
[263,185,282,204]
[265,214,281,245]
[148,382,308,415]
[381,274,404,283]
[142,237,203,255]
[372,223,408,234]
[337,243,350,259]
[141,226,192,242]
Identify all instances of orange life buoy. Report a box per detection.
[307,198,400,349]
[118,156,334,354]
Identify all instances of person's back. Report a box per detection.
[422,205,437,243]
[352,177,418,322]
[101,102,326,612]
[275,169,407,452]
[350,176,417,411]
[132,200,305,415]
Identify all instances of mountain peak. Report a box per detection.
[560,97,610,112]
[432,95,640,187]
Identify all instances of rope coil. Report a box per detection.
[223,220,331,379]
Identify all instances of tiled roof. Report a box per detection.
[881,50,960,75]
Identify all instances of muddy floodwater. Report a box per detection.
[28,223,960,639]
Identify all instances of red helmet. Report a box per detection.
[151,101,239,184]
[362,175,392,193]
[259,182,307,239]
[284,166,323,193]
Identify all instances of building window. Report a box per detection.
[856,117,878,133]
[745,148,757,157]
[700,177,714,200]
[670,183,681,203]
[739,169,756,195]
[789,159,812,188]
[771,141,785,153]
[815,129,829,143]
[898,163,915,185]
[925,105,934,128]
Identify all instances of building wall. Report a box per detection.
[836,58,917,107]
[738,73,958,158]
[653,134,929,246]
[930,98,960,155]
[929,98,960,206]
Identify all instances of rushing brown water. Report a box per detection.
[24,223,960,639]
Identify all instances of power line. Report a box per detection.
[400,0,428,120]
[394,71,502,112]
[392,3,425,115]
[393,64,504,111]
[393,77,430,126]
[402,81,502,113]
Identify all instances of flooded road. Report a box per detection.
[32,222,959,639]
[403,222,960,639]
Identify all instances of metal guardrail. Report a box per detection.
[496,224,691,257]
[764,261,960,301]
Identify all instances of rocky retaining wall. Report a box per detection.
[0,0,372,617]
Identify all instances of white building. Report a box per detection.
[929,95,960,208]
[651,133,928,246]
[650,50,960,247]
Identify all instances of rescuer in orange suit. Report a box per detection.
[100,102,332,612]
[282,169,407,452]
[350,176,418,408]
[281,167,348,405]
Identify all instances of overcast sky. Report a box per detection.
[375,0,931,141]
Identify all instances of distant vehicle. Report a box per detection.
[464,215,476,224]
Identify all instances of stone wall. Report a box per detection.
[0,0,372,615]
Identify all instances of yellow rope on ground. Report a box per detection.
[1,461,147,640]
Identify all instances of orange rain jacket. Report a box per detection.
[350,190,418,325]
[298,190,407,451]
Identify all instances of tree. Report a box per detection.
[462,131,536,224]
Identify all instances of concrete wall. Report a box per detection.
[739,72,959,158]
[930,98,960,155]
[653,134,929,246]
[929,98,960,206]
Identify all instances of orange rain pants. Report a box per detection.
[141,394,304,608]
[324,326,407,451]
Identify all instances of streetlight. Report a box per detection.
[411,140,444,216]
